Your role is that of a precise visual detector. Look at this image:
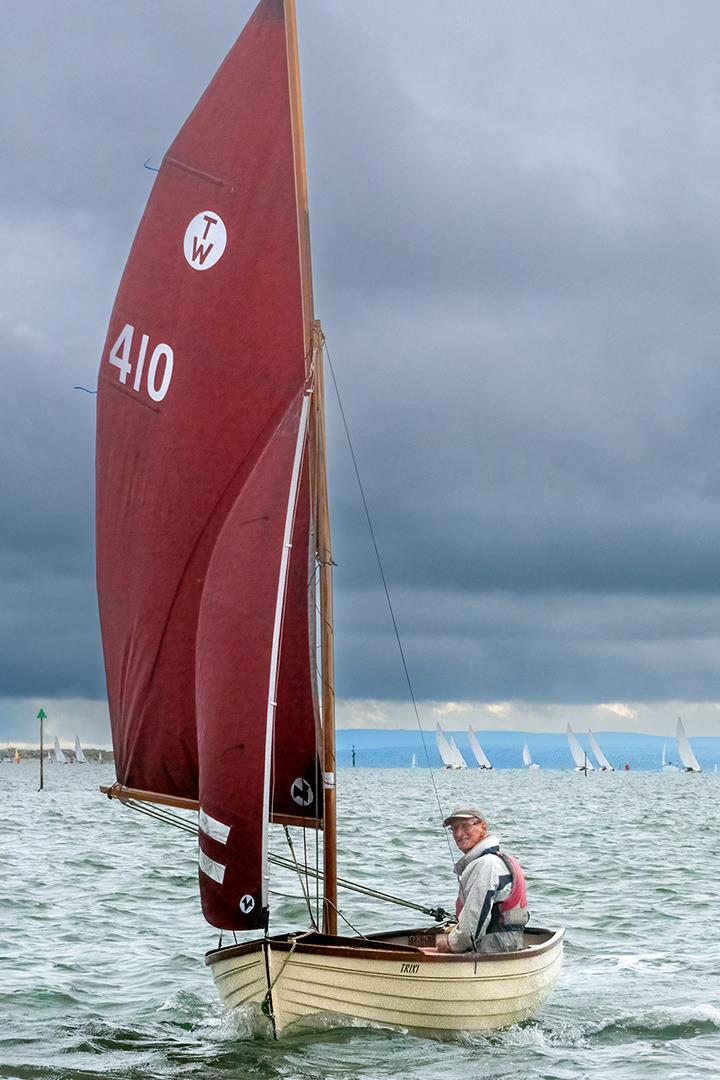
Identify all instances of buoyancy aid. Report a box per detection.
[455,847,527,927]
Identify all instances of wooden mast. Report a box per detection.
[313,321,338,934]
[285,0,337,934]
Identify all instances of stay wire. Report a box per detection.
[323,343,454,861]
[113,796,450,920]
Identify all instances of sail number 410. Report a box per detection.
[108,323,174,402]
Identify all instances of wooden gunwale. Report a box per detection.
[205,927,564,967]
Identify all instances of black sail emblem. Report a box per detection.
[291,777,314,807]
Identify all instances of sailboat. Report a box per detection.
[74,735,87,764]
[675,718,701,773]
[522,742,540,769]
[468,725,492,769]
[566,724,594,771]
[587,730,614,771]
[98,750,104,765]
[661,743,678,772]
[410,753,416,768]
[95,0,563,1036]
[435,724,466,769]
[14,749,20,765]
[53,736,68,765]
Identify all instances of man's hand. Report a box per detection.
[435,930,452,952]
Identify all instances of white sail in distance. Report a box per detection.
[436,723,458,768]
[449,737,468,769]
[468,726,492,769]
[74,735,87,764]
[566,724,594,770]
[675,718,701,772]
[587,730,614,771]
[53,736,67,764]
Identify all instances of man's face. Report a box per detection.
[448,817,488,853]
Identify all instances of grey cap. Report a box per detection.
[442,806,486,827]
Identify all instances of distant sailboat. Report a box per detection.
[410,753,416,768]
[468,726,492,769]
[522,743,540,769]
[435,724,466,769]
[566,724,594,771]
[74,735,87,764]
[53,736,68,764]
[98,750,104,765]
[14,749,20,764]
[449,737,468,769]
[661,743,678,772]
[587,730,614,771]
[675,718,701,773]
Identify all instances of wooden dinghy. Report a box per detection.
[207,926,564,1035]
[95,0,565,1039]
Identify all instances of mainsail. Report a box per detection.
[96,0,325,930]
[468,726,492,769]
[75,735,87,764]
[566,725,594,770]
[675,718,701,772]
[587,730,614,771]
[522,742,533,767]
[53,737,67,764]
[436,723,459,768]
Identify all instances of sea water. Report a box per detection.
[1,764,719,1079]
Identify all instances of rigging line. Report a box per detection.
[286,825,316,929]
[114,796,450,919]
[323,343,453,858]
[323,898,368,939]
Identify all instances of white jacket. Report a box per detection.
[447,833,529,953]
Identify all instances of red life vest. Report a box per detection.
[455,849,527,924]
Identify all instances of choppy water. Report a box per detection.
[2,764,719,1079]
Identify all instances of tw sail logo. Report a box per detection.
[183,211,227,270]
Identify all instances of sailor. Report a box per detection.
[435,806,529,954]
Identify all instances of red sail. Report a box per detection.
[96,0,321,928]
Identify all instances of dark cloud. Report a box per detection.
[4,0,720,735]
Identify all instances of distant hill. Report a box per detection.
[335,728,720,771]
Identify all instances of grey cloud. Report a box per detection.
[4,0,720,725]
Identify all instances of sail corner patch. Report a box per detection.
[291,778,314,806]
[184,211,227,270]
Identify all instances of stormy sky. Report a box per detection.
[3,0,720,743]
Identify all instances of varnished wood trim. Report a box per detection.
[205,926,565,967]
[100,785,199,811]
[101,785,323,830]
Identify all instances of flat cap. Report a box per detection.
[442,806,486,827]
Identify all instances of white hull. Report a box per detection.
[207,926,563,1036]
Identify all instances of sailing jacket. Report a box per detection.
[446,833,529,953]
